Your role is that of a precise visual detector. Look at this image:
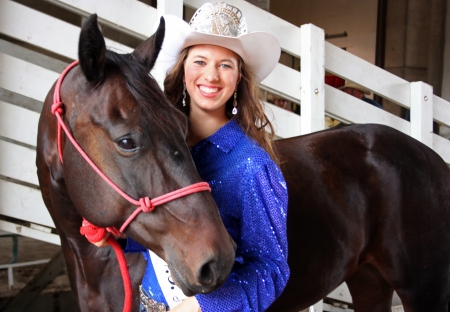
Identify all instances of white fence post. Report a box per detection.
[410,81,433,148]
[300,24,325,135]
[152,0,184,87]
[157,0,183,18]
[311,300,323,312]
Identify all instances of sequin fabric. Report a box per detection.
[126,119,289,311]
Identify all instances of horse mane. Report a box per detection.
[104,50,187,136]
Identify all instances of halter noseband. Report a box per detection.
[52,61,211,233]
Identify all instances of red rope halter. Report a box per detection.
[53,61,211,312]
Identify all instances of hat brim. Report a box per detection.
[339,82,371,95]
[155,15,280,82]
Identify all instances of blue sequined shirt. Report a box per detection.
[128,119,289,311]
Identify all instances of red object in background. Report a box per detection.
[325,75,345,88]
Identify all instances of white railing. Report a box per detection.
[0,259,50,289]
[1,0,448,309]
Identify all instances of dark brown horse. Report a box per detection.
[36,15,235,311]
[269,124,450,312]
[37,14,450,312]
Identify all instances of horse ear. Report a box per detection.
[132,16,165,72]
[78,14,106,83]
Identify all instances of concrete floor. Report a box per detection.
[0,231,406,311]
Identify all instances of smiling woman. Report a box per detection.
[121,2,290,312]
[82,3,288,311]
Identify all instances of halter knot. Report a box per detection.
[51,101,64,115]
[139,197,154,212]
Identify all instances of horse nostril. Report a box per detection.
[197,259,217,287]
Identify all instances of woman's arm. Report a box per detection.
[195,163,289,312]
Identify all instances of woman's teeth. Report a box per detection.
[199,86,219,93]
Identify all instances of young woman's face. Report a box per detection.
[184,44,240,117]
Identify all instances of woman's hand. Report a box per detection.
[170,297,201,312]
[92,232,111,247]
[92,232,127,247]
[80,218,127,248]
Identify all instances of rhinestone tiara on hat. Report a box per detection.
[189,2,248,37]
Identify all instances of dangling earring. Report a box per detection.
[232,90,238,115]
[182,83,186,107]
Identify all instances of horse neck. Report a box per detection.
[38,93,87,240]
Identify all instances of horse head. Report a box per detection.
[37,14,235,300]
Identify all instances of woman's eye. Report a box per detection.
[118,138,137,150]
[220,64,232,69]
[194,60,205,65]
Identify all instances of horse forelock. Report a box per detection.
[103,50,187,137]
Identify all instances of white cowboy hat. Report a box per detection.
[153,2,281,82]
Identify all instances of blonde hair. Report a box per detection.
[164,47,279,163]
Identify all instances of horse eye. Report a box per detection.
[117,138,137,150]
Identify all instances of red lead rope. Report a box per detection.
[79,221,133,312]
[53,61,211,312]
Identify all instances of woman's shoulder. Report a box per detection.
[213,119,281,174]
[237,137,269,159]
[233,136,287,203]
[233,135,281,175]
